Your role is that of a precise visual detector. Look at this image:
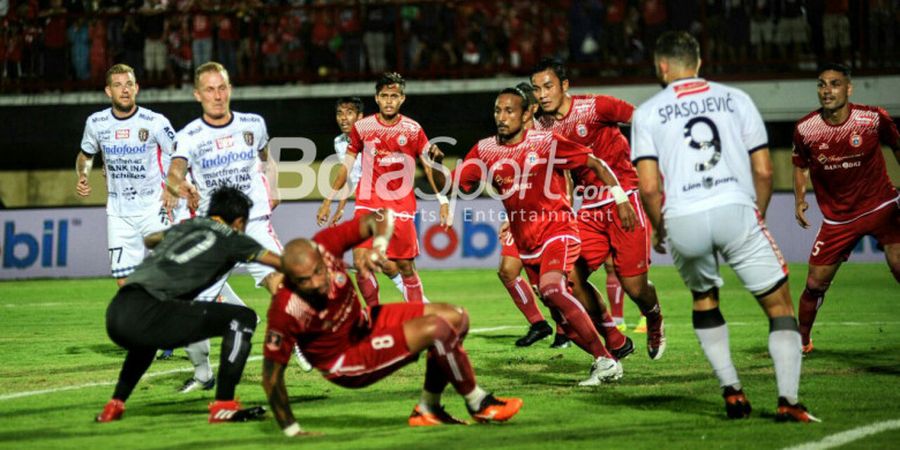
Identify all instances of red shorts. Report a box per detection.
[520,236,580,286]
[500,228,520,258]
[354,209,419,260]
[324,302,424,388]
[809,201,900,266]
[578,195,652,277]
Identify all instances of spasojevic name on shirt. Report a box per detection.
[657,93,736,124]
[199,149,255,170]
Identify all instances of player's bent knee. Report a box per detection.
[234,307,258,331]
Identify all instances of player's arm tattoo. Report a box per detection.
[262,357,297,430]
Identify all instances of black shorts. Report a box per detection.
[106,285,257,350]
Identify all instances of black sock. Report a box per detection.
[215,317,256,401]
[112,347,156,401]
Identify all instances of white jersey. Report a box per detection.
[334,133,362,190]
[80,107,176,217]
[631,78,768,218]
[173,111,272,220]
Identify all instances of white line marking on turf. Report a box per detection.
[782,419,900,450]
[0,356,263,401]
[0,326,519,401]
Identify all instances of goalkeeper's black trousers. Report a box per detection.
[105,285,257,402]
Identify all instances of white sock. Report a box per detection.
[185,339,213,382]
[464,386,489,411]
[695,324,740,389]
[390,274,405,295]
[769,329,802,404]
[418,390,442,413]
[217,282,246,307]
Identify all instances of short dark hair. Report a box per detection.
[207,186,253,224]
[654,31,700,67]
[515,82,538,108]
[375,72,405,94]
[817,63,851,80]
[498,87,528,112]
[530,57,568,82]
[336,96,364,114]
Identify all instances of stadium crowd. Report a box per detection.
[1,0,898,92]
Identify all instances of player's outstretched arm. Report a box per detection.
[75,151,94,197]
[420,144,451,226]
[262,357,317,437]
[586,154,636,231]
[636,159,666,253]
[792,165,811,229]
[749,148,774,218]
[254,250,283,272]
[318,153,355,226]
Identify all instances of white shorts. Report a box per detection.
[241,215,283,286]
[107,208,170,279]
[666,204,788,296]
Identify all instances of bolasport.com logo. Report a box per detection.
[2,219,72,269]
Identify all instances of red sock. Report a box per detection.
[429,317,476,395]
[503,277,545,324]
[606,272,624,322]
[402,273,424,303]
[596,309,627,350]
[540,274,612,359]
[356,272,379,307]
[798,287,825,345]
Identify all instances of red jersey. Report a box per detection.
[792,104,900,223]
[263,217,368,369]
[347,114,430,217]
[453,129,590,257]
[534,94,637,208]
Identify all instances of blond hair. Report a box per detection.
[105,64,135,86]
[194,62,230,89]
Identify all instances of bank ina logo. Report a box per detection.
[2,220,69,269]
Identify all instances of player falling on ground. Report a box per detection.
[262,209,522,436]
[318,72,445,306]
[792,63,900,354]
[432,87,637,386]
[318,96,423,302]
[530,58,665,360]
[166,61,312,378]
[495,82,563,348]
[632,31,816,422]
[96,187,278,423]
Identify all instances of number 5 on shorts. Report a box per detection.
[811,240,824,256]
[371,335,395,350]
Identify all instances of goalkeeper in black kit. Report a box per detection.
[96,187,281,423]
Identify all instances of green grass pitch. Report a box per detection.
[0,264,897,449]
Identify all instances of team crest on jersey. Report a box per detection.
[243,131,254,146]
[526,151,539,165]
[138,128,149,142]
[849,133,862,148]
[576,123,588,137]
[334,272,347,288]
[115,129,130,140]
[397,135,408,146]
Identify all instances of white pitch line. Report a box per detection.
[0,326,521,401]
[782,419,900,450]
[0,356,261,401]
